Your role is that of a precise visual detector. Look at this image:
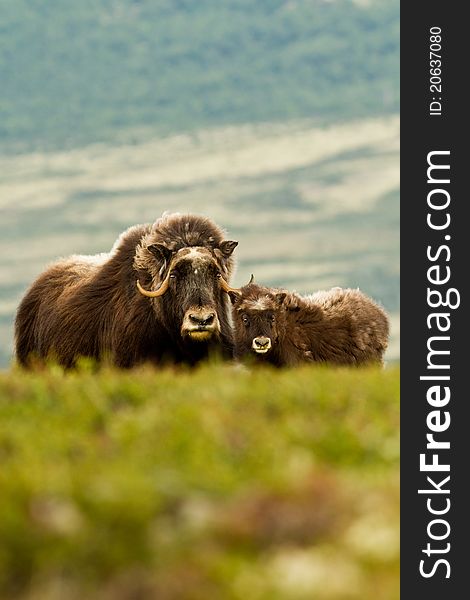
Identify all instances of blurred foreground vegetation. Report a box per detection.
[0,364,399,599]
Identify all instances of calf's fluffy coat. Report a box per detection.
[230,283,389,366]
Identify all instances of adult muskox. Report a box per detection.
[230,282,389,366]
[15,213,240,368]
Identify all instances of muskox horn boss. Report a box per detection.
[137,274,241,298]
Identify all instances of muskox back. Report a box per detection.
[15,214,238,368]
[230,283,389,367]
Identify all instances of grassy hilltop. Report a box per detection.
[0,364,399,599]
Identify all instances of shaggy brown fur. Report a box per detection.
[15,213,238,368]
[230,283,389,366]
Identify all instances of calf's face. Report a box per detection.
[230,285,287,359]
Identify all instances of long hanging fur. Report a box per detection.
[15,213,237,368]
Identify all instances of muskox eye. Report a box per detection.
[242,315,249,325]
[270,315,275,323]
[169,273,176,279]
[216,272,222,278]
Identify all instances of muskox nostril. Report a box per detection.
[254,337,270,348]
[203,313,215,326]
[189,312,215,326]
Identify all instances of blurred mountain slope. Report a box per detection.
[1,0,398,151]
[0,115,399,365]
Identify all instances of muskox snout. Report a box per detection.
[182,307,220,342]
[189,312,215,327]
[252,336,272,354]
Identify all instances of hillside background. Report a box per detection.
[0,0,399,366]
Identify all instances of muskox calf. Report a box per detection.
[230,283,389,366]
[15,213,240,368]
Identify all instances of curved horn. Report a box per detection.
[219,276,241,296]
[136,274,170,298]
[248,274,254,284]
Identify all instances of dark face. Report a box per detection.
[230,285,287,359]
[138,246,237,344]
[238,308,279,356]
[168,248,225,342]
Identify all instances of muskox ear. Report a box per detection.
[147,243,173,263]
[228,291,241,305]
[218,240,238,257]
[275,292,287,306]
